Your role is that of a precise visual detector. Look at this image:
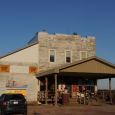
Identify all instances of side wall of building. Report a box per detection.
[0,73,38,102]
[0,44,39,102]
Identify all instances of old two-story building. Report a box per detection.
[0,31,115,104]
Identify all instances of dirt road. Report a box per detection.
[27,104,115,115]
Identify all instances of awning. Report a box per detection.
[37,56,115,79]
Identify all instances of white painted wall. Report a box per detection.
[10,65,29,74]
[0,73,39,102]
[0,44,39,64]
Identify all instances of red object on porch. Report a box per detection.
[72,85,78,92]
[62,93,70,105]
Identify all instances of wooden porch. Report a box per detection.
[37,56,115,106]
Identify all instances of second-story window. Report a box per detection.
[65,51,71,63]
[80,51,87,60]
[49,49,55,62]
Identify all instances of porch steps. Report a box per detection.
[69,98,78,104]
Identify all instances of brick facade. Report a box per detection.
[38,32,96,71]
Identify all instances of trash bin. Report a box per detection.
[62,93,70,105]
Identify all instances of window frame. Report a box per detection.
[49,49,56,63]
[80,51,87,60]
[65,50,72,63]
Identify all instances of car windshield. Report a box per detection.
[3,94,25,101]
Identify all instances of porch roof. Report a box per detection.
[37,56,115,79]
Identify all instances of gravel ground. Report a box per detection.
[27,104,115,115]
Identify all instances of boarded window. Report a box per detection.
[0,65,10,72]
[80,51,87,60]
[29,66,38,74]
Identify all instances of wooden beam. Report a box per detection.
[54,74,58,106]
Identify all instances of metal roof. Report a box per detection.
[0,42,38,59]
[37,56,115,79]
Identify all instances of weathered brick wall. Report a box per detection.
[38,32,96,71]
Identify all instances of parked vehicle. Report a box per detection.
[0,93,27,115]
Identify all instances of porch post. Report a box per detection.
[38,80,40,92]
[109,78,112,104]
[94,80,98,93]
[45,77,48,105]
[54,74,58,106]
[37,80,40,103]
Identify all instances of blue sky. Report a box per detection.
[0,0,115,89]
